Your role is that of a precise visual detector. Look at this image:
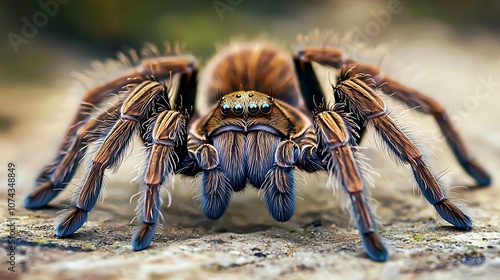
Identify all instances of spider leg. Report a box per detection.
[293,47,368,141]
[29,54,199,209]
[30,67,148,209]
[314,110,388,262]
[378,77,491,187]
[132,110,187,251]
[24,99,123,209]
[131,56,198,249]
[186,120,233,219]
[335,71,472,230]
[295,127,324,173]
[56,81,167,237]
[293,46,490,187]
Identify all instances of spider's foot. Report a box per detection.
[434,199,472,230]
[132,223,157,251]
[24,181,60,209]
[55,207,88,237]
[362,232,388,262]
[200,170,232,220]
[464,160,492,187]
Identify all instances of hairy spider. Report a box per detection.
[24,32,491,262]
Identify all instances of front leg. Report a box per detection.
[132,110,188,251]
[335,71,472,230]
[263,122,324,222]
[56,81,167,237]
[314,109,388,262]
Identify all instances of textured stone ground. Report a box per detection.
[1,25,500,280]
[1,180,500,280]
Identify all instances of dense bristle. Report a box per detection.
[75,164,105,211]
[132,223,157,251]
[177,155,201,176]
[24,181,59,209]
[298,149,324,173]
[55,207,88,237]
[26,148,81,209]
[263,167,295,222]
[200,169,232,220]
[410,160,444,205]
[362,233,388,262]
[434,199,472,230]
[213,132,247,192]
[246,131,281,188]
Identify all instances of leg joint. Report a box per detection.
[275,140,299,168]
[195,144,219,171]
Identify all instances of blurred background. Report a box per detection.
[1,0,500,83]
[0,0,499,227]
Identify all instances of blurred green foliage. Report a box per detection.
[2,0,499,56]
[0,0,498,83]
[2,0,326,58]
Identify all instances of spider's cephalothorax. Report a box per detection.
[24,34,491,262]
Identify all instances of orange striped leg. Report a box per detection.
[55,81,166,237]
[314,110,388,262]
[24,99,123,208]
[335,70,472,230]
[132,110,187,251]
[294,45,490,187]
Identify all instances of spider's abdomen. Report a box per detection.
[197,42,306,115]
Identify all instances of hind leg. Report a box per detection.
[27,66,148,209]
[293,44,491,187]
[24,99,123,208]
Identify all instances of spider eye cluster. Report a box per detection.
[220,102,272,115]
[219,92,273,116]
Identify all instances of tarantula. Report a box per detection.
[24,33,491,262]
